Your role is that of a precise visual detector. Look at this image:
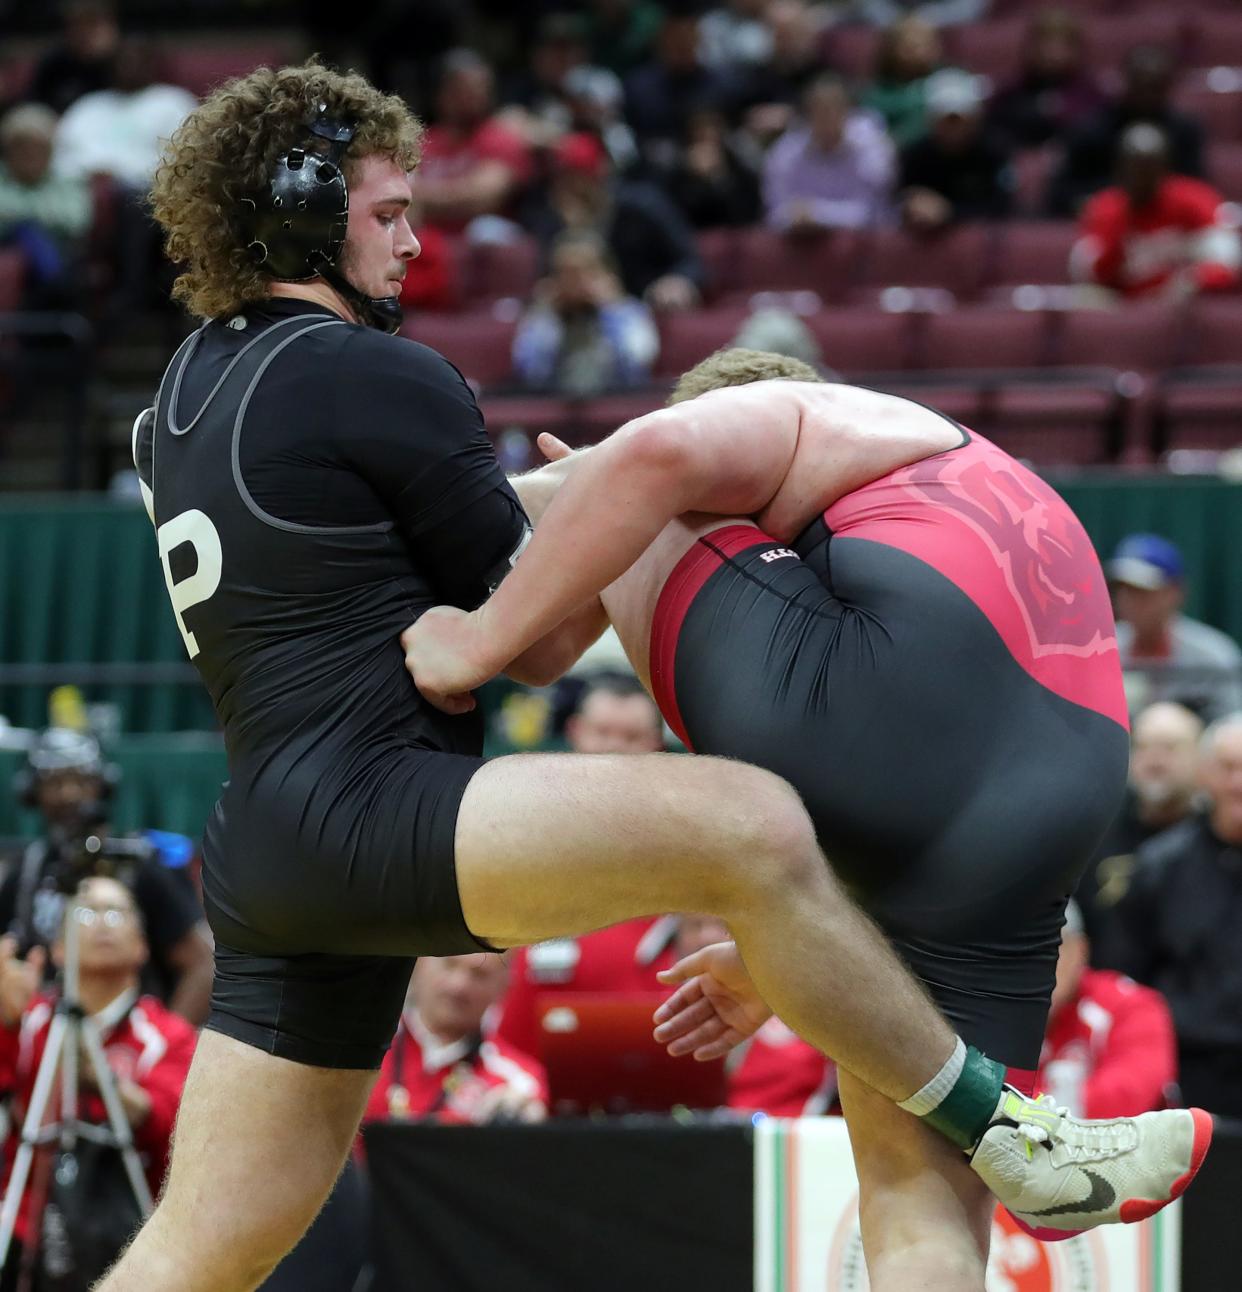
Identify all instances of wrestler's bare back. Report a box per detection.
[598,382,963,690]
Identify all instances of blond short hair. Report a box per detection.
[150,60,422,320]
[669,347,824,405]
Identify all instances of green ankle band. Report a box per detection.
[919,1046,1006,1151]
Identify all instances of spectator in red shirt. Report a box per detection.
[396,199,458,314]
[0,876,197,1255]
[1037,900,1177,1119]
[364,954,547,1127]
[726,1016,838,1117]
[1071,123,1240,300]
[416,49,534,235]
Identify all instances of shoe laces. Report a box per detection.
[1013,1095,1137,1162]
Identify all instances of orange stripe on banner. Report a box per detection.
[785,1126,799,1289]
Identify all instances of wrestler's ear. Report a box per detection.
[537,433,574,463]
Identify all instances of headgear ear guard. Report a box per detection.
[13,728,120,809]
[240,105,403,335]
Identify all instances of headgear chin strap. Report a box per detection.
[241,106,403,335]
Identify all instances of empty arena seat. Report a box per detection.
[0,248,25,311]
[162,42,296,97]
[855,225,991,300]
[462,236,539,304]
[919,307,1051,370]
[403,312,517,388]
[478,395,571,441]
[570,391,667,444]
[696,227,743,300]
[1185,295,1242,363]
[725,227,863,301]
[991,222,1077,288]
[1187,12,1242,69]
[1155,377,1242,453]
[1207,141,1242,201]
[655,307,750,378]
[1083,13,1185,73]
[805,307,915,374]
[1174,79,1242,144]
[992,380,1131,465]
[1051,302,1183,372]
[944,19,1026,82]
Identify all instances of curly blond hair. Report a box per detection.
[669,348,823,405]
[151,61,423,321]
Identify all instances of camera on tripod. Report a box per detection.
[42,827,154,905]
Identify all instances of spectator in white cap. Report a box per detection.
[1108,533,1242,722]
[898,68,1013,232]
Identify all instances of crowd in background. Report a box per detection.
[3,0,1242,399]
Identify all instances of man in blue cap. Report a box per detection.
[1108,533,1242,720]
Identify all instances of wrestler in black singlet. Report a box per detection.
[135,300,529,1067]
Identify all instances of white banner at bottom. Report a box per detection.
[755,1117,1180,1292]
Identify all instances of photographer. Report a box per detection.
[0,876,198,1288]
[0,732,212,1025]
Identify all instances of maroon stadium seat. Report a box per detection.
[1010,146,1060,218]
[478,395,571,442]
[570,391,667,444]
[403,312,517,388]
[990,222,1078,288]
[724,227,863,302]
[1185,295,1242,364]
[804,307,914,374]
[1083,13,1185,74]
[0,248,24,311]
[1051,302,1183,372]
[1155,376,1242,454]
[855,225,991,300]
[991,381,1128,465]
[822,26,881,82]
[162,42,296,98]
[655,307,751,378]
[918,308,1051,370]
[1207,141,1242,201]
[944,20,1027,82]
[1186,13,1242,69]
[1174,80,1242,144]
[695,228,742,301]
[461,236,539,304]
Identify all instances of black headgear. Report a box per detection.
[14,728,119,808]
[240,105,403,335]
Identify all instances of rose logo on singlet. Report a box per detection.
[826,1204,1101,1291]
[900,451,1116,659]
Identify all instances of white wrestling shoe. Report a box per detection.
[970,1090,1213,1239]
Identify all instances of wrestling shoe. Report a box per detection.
[970,1090,1213,1236]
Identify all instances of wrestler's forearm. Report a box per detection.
[503,597,609,686]
[477,418,694,665]
[508,449,590,524]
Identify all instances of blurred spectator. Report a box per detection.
[1080,702,1205,957]
[736,0,824,148]
[0,876,197,1280]
[0,729,213,1024]
[899,69,1013,230]
[1037,900,1177,1118]
[1108,534,1242,722]
[525,131,704,311]
[1070,124,1240,301]
[1046,45,1206,218]
[731,308,826,368]
[396,203,458,313]
[1106,713,1242,1118]
[762,74,895,234]
[416,49,534,235]
[363,955,547,1126]
[860,15,944,149]
[496,677,672,1057]
[667,107,761,227]
[583,0,666,77]
[53,38,195,190]
[0,104,90,309]
[623,11,742,172]
[513,229,658,394]
[986,8,1106,152]
[699,0,775,74]
[835,0,989,28]
[562,65,641,173]
[503,12,594,150]
[28,0,120,117]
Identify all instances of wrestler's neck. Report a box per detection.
[269,280,359,324]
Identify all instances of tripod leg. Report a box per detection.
[0,1013,69,1269]
[79,1021,154,1214]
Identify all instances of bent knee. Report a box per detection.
[705,760,823,895]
